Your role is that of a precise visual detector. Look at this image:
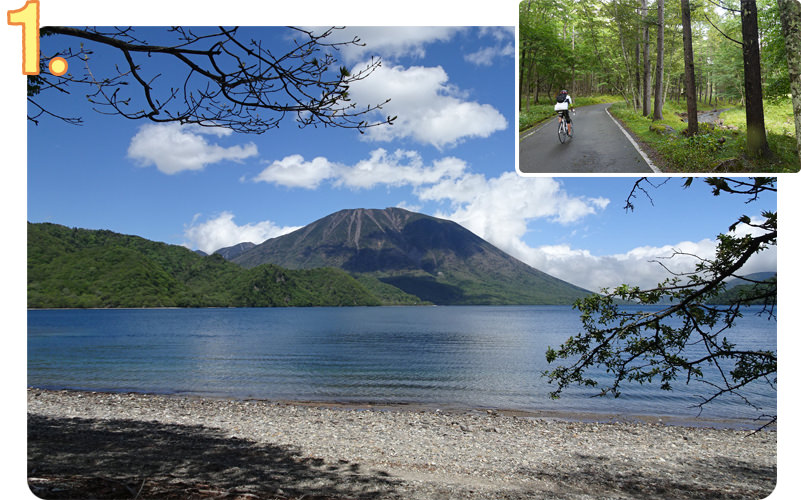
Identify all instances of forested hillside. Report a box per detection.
[519,0,800,171]
[709,272,777,305]
[27,223,382,308]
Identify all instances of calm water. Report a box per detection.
[28,306,776,422]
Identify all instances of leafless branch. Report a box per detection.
[31,26,396,134]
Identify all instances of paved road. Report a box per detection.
[518,103,657,174]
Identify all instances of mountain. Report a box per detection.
[214,242,256,260]
[709,271,777,305]
[231,207,591,305]
[27,222,381,308]
[722,272,776,289]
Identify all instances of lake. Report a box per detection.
[27,305,776,423]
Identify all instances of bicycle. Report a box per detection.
[557,109,574,143]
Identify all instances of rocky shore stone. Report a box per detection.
[27,389,777,499]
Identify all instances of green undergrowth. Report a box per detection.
[609,99,799,173]
[519,94,623,132]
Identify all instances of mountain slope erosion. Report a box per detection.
[232,208,590,305]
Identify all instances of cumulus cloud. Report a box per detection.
[510,233,777,294]
[254,149,467,190]
[464,43,514,66]
[416,175,774,293]
[183,212,300,254]
[423,174,609,253]
[128,123,258,174]
[347,63,507,149]
[254,155,338,189]
[251,143,775,294]
[336,150,467,189]
[312,27,466,63]
[518,240,720,293]
[321,27,513,65]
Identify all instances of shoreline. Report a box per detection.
[28,386,773,431]
[28,388,777,499]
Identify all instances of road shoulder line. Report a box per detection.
[519,118,554,141]
[604,107,661,173]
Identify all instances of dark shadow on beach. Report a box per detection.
[28,414,399,499]
[521,451,776,500]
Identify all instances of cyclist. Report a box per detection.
[554,89,574,136]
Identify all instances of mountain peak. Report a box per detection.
[232,207,589,305]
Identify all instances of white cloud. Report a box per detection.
[464,43,514,66]
[128,123,258,174]
[253,149,467,190]
[183,212,301,254]
[509,235,777,294]
[254,155,338,189]
[395,200,423,212]
[422,174,609,253]
[476,27,515,41]
[336,149,467,189]
[414,175,774,293]
[347,63,507,149]
[313,27,466,63]
[252,145,775,295]
[518,240,719,293]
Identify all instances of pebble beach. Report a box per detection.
[27,388,776,499]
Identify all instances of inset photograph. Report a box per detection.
[518,0,801,174]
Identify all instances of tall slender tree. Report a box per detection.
[740,0,770,157]
[642,0,651,117]
[652,0,665,120]
[777,0,801,166]
[635,37,642,110]
[681,0,698,136]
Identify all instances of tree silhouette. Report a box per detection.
[29,26,396,134]
[546,177,777,428]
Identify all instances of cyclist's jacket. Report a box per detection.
[554,95,572,111]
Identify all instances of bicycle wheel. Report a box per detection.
[557,120,568,143]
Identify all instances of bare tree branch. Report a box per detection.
[30,26,396,134]
[546,177,777,428]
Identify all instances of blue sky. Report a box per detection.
[26,25,516,249]
[17,16,780,294]
[2,1,790,295]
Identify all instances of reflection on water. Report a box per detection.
[28,306,776,422]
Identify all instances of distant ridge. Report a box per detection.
[27,222,382,308]
[231,207,591,305]
[214,242,256,260]
[710,271,777,305]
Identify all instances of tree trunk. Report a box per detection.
[642,0,651,117]
[778,0,801,167]
[698,72,703,103]
[741,0,770,158]
[635,41,641,110]
[653,0,665,120]
[519,46,527,111]
[529,55,537,105]
[571,23,576,94]
[681,0,698,136]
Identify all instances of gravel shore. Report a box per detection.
[27,389,776,499]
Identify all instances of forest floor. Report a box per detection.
[607,101,799,173]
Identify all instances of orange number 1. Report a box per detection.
[7,0,41,75]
